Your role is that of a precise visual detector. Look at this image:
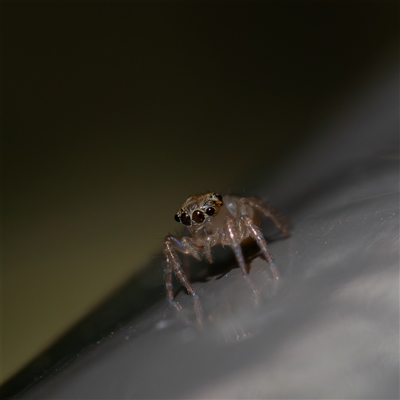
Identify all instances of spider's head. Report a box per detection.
[174,192,223,227]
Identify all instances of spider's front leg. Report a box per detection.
[163,235,203,301]
[226,215,248,276]
[242,215,280,280]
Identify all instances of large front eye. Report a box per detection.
[192,210,205,223]
[180,213,191,226]
[174,214,180,222]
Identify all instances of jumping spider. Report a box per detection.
[164,192,290,301]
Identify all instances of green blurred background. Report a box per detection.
[3,2,398,383]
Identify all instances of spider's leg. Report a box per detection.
[242,215,280,280]
[226,215,248,275]
[245,197,291,236]
[164,235,202,300]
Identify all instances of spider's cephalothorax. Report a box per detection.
[174,192,223,227]
[163,192,290,301]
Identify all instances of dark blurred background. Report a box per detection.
[3,1,398,384]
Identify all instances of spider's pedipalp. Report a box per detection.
[202,232,220,263]
[180,237,203,260]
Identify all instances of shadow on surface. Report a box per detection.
[1,256,166,398]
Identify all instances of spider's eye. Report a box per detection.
[192,210,205,224]
[206,207,215,216]
[180,213,191,226]
[174,214,180,222]
[213,193,223,201]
